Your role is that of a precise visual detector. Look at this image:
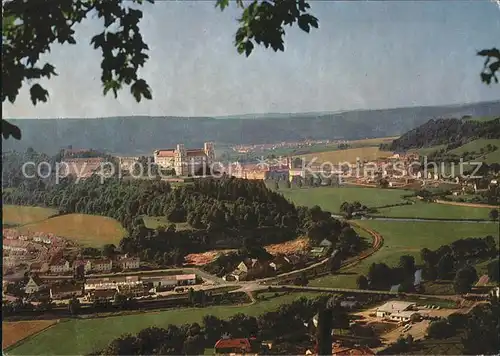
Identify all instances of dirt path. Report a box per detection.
[340,221,384,270]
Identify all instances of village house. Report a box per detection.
[214,338,259,355]
[117,284,148,298]
[73,260,93,273]
[222,269,247,282]
[24,275,45,294]
[268,255,291,272]
[49,260,71,274]
[50,282,84,300]
[91,259,113,273]
[233,258,271,280]
[86,288,117,303]
[176,274,197,285]
[388,311,420,323]
[144,275,178,291]
[375,301,416,319]
[116,256,140,270]
[33,236,52,244]
[84,276,141,291]
[30,262,49,274]
[3,240,34,254]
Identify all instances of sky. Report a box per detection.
[4,0,500,118]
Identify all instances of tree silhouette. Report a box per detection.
[2,0,497,139]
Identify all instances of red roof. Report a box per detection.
[214,338,252,350]
[155,149,175,157]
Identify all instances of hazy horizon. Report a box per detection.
[4,1,500,119]
[5,99,500,120]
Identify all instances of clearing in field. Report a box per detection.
[300,146,392,164]
[2,320,57,350]
[2,205,59,227]
[309,220,499,289]
[280,186,409,213]
[9,292,326,355]
[18,214,127,247]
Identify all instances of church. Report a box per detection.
[153,142,215,176]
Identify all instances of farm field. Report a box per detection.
[18,214,127,247]
[448,138,500,155]
[2,320,58,350]
[2,205,59,226]
[348,136,398,147]
[280,186,410,213]
[299,146,392,164]
[374,201,492,220]
[309,220,499,289]
[9,292,326,355]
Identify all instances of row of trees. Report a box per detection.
[420,236,497,281]
[356,255,418,292]
[381,118,500,152]
[97,295,344,355]
[426,300,499,354]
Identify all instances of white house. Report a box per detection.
[24,276,44,294]
[49,260,71,274]
[33,236,52,244]
[389,311,419,322]
[117,257,140,270]
[375,301,416,319]
[91,259,113,272]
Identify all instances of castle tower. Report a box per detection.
[204,142,215,162]
[175,144,187,176]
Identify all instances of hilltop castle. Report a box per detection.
[153,142,215,176]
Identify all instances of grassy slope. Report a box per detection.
[309,220,499,289]
[9,292,325,356]
[280,187,409,213]
[2,205,59,226]
[300,146,392,164]
[375,201,491,220]
[18,214,127,247]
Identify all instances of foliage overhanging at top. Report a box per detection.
[1,0,497,140]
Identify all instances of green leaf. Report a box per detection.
[216,0,230,11]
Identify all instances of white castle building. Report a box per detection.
[153,142,215,176]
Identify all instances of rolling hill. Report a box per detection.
[4,100,500,155]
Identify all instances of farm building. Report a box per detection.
[85,276,141,291]
[50,282,84,300]
[375,301,416,319]
[86,288,117,303]
[388,311,420,322]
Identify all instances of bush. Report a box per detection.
[427,319,455,339]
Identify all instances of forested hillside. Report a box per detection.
[382,117,500,151]
[4,101,499,154]
[2,149,349,265]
